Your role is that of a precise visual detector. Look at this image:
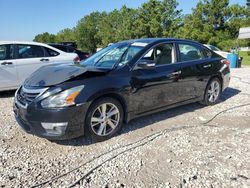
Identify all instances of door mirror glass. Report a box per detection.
[137,60,156,69]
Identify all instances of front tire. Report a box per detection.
[200,78,221,106]
[86,97,124,141]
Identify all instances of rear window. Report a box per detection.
[208,45,221,51]
[67,47,75,53]
[55,45,68,52]
[45,47,59,57]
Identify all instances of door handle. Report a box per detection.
[168,70,182,80]
[170,70,182,76]
[1,62,13,65]
[40,58,49,62]
[203,64,212,68]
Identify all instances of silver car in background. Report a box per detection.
[0,41,80,91]
[203,44,230,58]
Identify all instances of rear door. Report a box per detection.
[175,42,214,101]
[0,44,18,91]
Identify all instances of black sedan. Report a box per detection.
[14,38,230,141]
[48,43,90,61]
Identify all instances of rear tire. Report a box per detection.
[200,78,222,106]
[85,97,124,142]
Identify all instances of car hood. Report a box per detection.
[24,64,109,87]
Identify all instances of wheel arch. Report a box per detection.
[86,92,129,124]
[208,73,223,90]
[200,74,223,106]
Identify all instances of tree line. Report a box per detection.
[34,0,250,53]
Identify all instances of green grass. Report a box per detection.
[239,51,250,65]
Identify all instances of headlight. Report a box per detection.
[41,85,84,108]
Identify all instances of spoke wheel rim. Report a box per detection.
[91,103,120,136]
[207,80,220,103]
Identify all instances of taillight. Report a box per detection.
[73,56,80,64]
[221,59,230,67]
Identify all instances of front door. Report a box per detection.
[130,43,184,114]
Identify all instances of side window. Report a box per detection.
[17,45,45,59]
[178,44,203,61]
[0,44,14,60]
[142,43,175,65]
[202,48,212,58]
[44,47,59,57]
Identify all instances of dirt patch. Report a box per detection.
[0,68,250,187]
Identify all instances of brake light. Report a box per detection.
[221,59,230,67]
[73,56,80,64]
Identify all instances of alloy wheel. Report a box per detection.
[207,80,220,103]
[90,103,120,136]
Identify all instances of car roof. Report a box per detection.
[0,41,68,53]
[49,43,70,46]
[118,38,201,45]
[49,43,74,48]
[0,41,50,46]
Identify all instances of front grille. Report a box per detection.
[20,88,40,103]
[16,86,48,107]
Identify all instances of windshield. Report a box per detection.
[80,43,145,69]
[208,45,221,51]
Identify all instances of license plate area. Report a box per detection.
[14,102,28,122]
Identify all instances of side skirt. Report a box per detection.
[125,97,202,123]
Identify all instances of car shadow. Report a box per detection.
[54,87,241,146]
[122,87,241,134]
[0,90,16,98]
[220,87,241,102]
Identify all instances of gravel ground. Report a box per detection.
[0,67,250,188]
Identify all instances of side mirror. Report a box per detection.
[137,59,156,69]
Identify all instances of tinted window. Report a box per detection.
[45,47,59,57]
[0,44,14,60]
[208,45,221,51]
[142,43,174,65]
[202,48,212,58]
[76,50,84,55]
[17,45,44,59]
[179,44,203,61]
[56,45,68,52]
[67,47,75,53]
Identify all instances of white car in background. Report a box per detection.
[0,41,80,91]
[203,44,230,58]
